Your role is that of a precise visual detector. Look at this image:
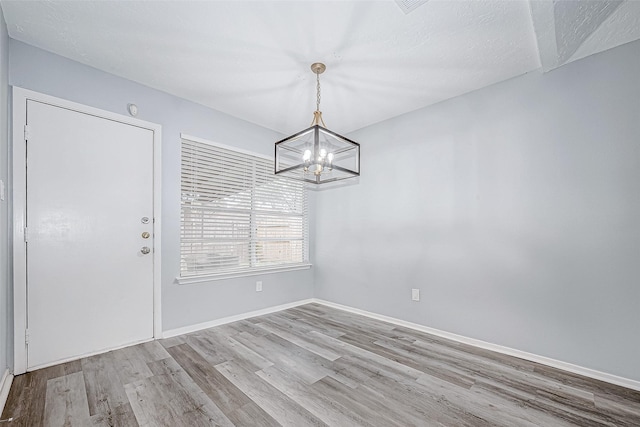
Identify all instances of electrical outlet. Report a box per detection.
[411,288,420,301]
[256,281,263,292]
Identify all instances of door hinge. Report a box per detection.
[24,226,28,243]
[25,329,29,345]
[24,124,30,140]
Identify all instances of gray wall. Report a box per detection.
[0,7,9,376]
[8,40,315,332]
[315,40,640,381]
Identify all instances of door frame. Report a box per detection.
[12,87,163,375]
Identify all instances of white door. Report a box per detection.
[26,99,155,370]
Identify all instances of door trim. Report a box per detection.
[12,87,163,375]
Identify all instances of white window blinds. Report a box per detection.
[181,136,309,278]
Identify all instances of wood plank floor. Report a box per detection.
[2,303,639,426]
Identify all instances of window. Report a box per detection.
[180,135,309,281]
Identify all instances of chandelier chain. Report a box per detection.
[316,71,321,112]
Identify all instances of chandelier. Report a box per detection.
[274,63,360,184]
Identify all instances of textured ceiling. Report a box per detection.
[1,0,639,135]
[529,0,640,71]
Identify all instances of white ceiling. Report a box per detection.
[1,0,639,135]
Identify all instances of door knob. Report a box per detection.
[141,246,151,255]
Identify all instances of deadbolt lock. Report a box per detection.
[141,231,150,239]
[141,217,150,224]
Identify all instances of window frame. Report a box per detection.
[177,133,311,284]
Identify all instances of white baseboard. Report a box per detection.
[162,298,315,338]
[311,298,640,392]
[0,369,14,416]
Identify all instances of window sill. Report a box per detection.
[176,263,312,285]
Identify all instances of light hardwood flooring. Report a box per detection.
[2,303,639,426]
